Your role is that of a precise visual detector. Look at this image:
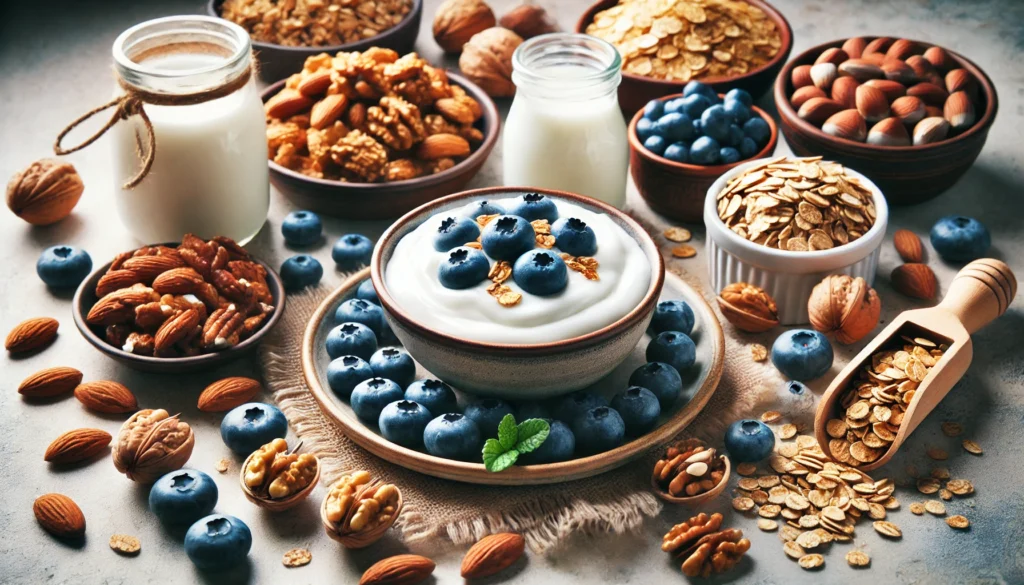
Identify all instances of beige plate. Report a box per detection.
[302,268,726,485]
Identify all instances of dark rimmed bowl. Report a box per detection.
[72,245,285,373]
[262,72,500,220]
[208,0,423,82]
[370,187,666,398]
[575,0,792,115]
[774,37,998,205]
[628,93,779,224]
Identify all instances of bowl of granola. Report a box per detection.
[263,50,500,219]
[210,0,423,82]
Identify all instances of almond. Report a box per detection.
[74,381,138,414]
[809,62,837,91]
[797,97,844,125]
[912,116,950,145]
[5,317,59,354]
[891,96,926,126]
[830,76,859,109]
[348,102,368,128]
[460,533,526,579]
[360,554,435,585]
[924,46,953,70]
[154,308,200,352]
[893,229,924,263]
[790,64,813,89]
[867,117,911,147]
[860,52,886,66]
[44,428,112,464]
[416,133,471,160]
[863,37,893,56]
[842,37,867,59]
[885,38,916,61]
[864,79,907,102]
[814,47,848,66]
[121,254,185,282]
[945,68,976,96]
[837,59,883,82]
[791,86,827,109]
[86,296,135,325]
[310,94,349,129]
[152,267,205,295]
[265,89,314,119]
[943,91,975,131]
[905,82,948,107]
[197,377,262,412]
[822,109,867,142]
[297,69,334,97]
[95,269,143,297]
[19,366,83,398]
[34,493,86,539]
[891,263,937,299]
[906,55,936,80]
[434,97,476,125]
[882,59,915,84]
[855,85,889,123]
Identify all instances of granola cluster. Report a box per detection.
[220,0,412,47]
[265,49,485,182]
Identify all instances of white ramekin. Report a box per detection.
[704,157,889,325]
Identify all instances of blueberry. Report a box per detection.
[656,112,694,142]
[335,298,385,336]
[515,401,551,421]
[691,118,703,136]
[369,347,415,388]
[553,391,608,424]
[438,246,490,290]
[701,105,731,143]
[356,279,379,304]
[651,300,695,335]
[930,216,990,262]
[508,193,559,222]
[663,98,686,115]
[742,117,771,146]
[724,419,775,462]
[220,403,288,455]
[571,406,625,455]
[636,117,656,142]
[513,250,568,296]
[643,99,665,119]
[326,322,377,360]
[424,413,481,460]
[551,217,598,257]
[723,99,751,124]
[184,514,252,571]
[726,124,744,147]
[280,254,323,291]
[629,362,684,408]
[149,469,218,526]
[663,142,690,163]
[281,210,322,246]
[771,329,833,381]
[643,134,668,156]
[433,215,481,252]
[646,331,696,375]
[350,378,404,422]
[719,147,741,164]
[610,387,661,436]
[379,400,433,448]
[683,81,718,104]
[689,136,721,165]
[405,379,458,415]
[36,245,92,288]
[518,419,575,464]
[481,216,535,262]
[327,355,374,399]
[725,88,753,107]
[461,199,506,219]
[680,94,711,119]
[738,136,759,159]
[332,234,373,270]
[463,398,514,435]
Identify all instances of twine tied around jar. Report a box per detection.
[53,59,256,189]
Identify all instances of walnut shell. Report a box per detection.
[499,4,559,40]
[433,0,497,53]
[6,159,83,225]
[807,274,881,344]
[112,409,194,483]
[716,283,779,333]
[459,27,523,98]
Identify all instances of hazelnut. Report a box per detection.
[459,27,523,98]
[499,4,559,40]
[807,274,881,344]
[433,0,497,53]
[6,159,83,225]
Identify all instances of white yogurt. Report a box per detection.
[385,196,651,344]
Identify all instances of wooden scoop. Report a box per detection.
[814,258,1016,472]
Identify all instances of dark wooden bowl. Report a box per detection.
[208,0,423,82]
[628,94,779,223]
[774,38,998,205]
[262,72,500,220]
[71,245,285,373]
[575,0,792,115]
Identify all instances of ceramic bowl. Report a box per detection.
[651,439,731,506]
[208,0,422,82]
[774,37,998,205]
[575,0,792,115]
[628,94,779,224]
[262,72,500,220]
[704,158,888,325]
[370,187,666,398]
[72,245,285,373]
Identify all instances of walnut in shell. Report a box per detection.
[6,159,83,226]
[459,27,523,98]
[112,409,194,483]
[433,0,496,53]
[808,274,881,344]
[499,4,559,40]
[717,283,780,333]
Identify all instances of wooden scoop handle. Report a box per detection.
[937,259,1017,334]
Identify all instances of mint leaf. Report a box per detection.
[515,418,550,454]
[483,438,519,472]
[497,413,518,451]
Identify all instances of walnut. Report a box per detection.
[112,409,195,483]
[307,121,350,167]
[330,130,388,181]
[365,96,426,150]
[6,159,84,226]
[459,27,523,98]
[432,0,496,53]
[808,274,881,344]
[242,438,319,505]
[716,282,780,333]
[662,513,724,555]
[385,159,423,181]
[423,114,461,136]
[220,0,413,47]
[679,529,750,578]
[499,4,559,40]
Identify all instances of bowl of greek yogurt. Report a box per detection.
[371,187,665,398]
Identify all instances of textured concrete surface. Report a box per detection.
[2,0,1023,583]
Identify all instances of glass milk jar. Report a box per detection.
[503,33,629,209]
[110,16,269,244]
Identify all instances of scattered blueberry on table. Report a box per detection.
[512,250,568,296]
[326,322,378,360]
[332,233,373,270]
[184,514,252,571]
[438,247,490,290]
[930,215,991,262]
[771,329,834,381]
[508,192,559,222]
[350,377,404,422]
[610,387,661,436]
[433,216,481,252]
[463,398,515,435]
[281,210,322,247]
[551,217,598,257]
[327,355,375,399]
[149,469,218,526]
[646,331,697,375]
[379,400,433,448]
[572,406,625,455]
[335,298,385,337]
[356,279,379,304]
[220,403,289,455]
[553,391,609,425]
[36,245,91,289]
[405,379,457,416]
[629,361,684,408]
[481,215,536,261]
[369,347,415,388]
[724,419,776,463]
[517,419,575,464]
[280,254,322,291]
[650,300,695,336]
[424,413,482,461]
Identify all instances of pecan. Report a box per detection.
[122,332,155,356]
[679,529,750,578]
[242,312,270,339]
[134,301,174,330]
[211,246,230,272]
[210,236,249,261]
[662,513,724,555]
[105,324,131,348]
[211,269,248,302]
[194,282,222,310]
[179,247,211,279]
[202,305,245,351]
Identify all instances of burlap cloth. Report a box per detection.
[258,205,863,554]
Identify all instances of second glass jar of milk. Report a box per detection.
[503,33,629,209]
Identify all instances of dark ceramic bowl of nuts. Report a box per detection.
[72,235,285,373]
[774,36,998,205]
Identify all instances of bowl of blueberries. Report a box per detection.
[629,80,778,223]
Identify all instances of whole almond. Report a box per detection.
[797,97,844,125]
[461,533,526,579]
[891,263,937,299]
[152,267,205,295]
[863,37,893,56]
[297,69,334,97]
[830,76,860,109]
[74,381,138,414]
[842,37,867,59]
[33,493,86,539]
[360,554,435,585]
[822,109,867,142]
[893,229,924,263]
[416,133,471,160]
[121,254,185,282]
[19,366,83,398]
[265,89,314,119]
[5,317,59,354]
[791,86,827,109]
[44,428,112,464]
[154,308,200,352]
[311,94,349,129]
[197,377,262,412]
[95,269,143,298]
[435,98,476,125]
[814,47,848,66]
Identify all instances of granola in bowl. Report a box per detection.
[220,0,413,47]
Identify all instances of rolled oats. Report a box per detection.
[845,550,870,567]
[757,518,778,531]
[663,227,692,242]
[750,343,768,362]
[671,244,697,258]
[946,515,970,529]
[798,553,824,570]
[221,0,413,47]
[961,439,983,455]
[109,534,141,556]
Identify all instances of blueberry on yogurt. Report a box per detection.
[463,398,514,435]
[646,331,696,375]
[462,200,506,219]
[438,246,490,289]
[513,250,568,296]
[508,192,559,222]
[326,322,377,360]
[551,217,598,257]
[481,216,535,261]
[629,362,683,408]
[369,347,415,388]
[327,355,374,399]
[379,400,433,448]
[351,378,404,422]
[433,216,481,252]
[424,413,481,460]
[335,298,385,337]
[405,379,457,415]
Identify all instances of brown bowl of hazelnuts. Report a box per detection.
[774,37,998,205]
